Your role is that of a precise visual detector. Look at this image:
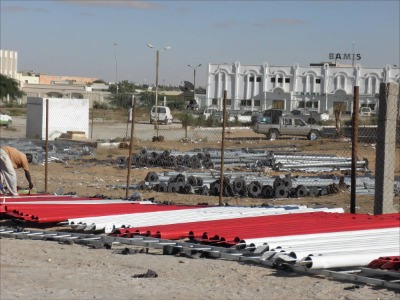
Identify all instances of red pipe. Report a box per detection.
[3,203,206,223]
[110,213,399,244]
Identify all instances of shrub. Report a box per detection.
[93,101,109,109]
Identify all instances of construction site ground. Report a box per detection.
[1,116,399,299]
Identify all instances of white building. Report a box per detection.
[17,70,40,84]
[206,62,400,115]
[0,49,18,79]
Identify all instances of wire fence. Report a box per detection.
[1,83,399,215]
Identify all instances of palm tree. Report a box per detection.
[0,74,25,102]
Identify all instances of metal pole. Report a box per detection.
[126,96,136,198]
[45,99,49,194]
[114,42,118,95]
[125,105,130,139]
[155,50,159,136]
[188,64,201,102]
[193,68,196,100]
[90,106,94,139]
[219,90,227,206]
[350,86,359,214]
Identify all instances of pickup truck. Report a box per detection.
[253,116,324,140]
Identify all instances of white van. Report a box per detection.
[150,106,173,125]
[203,107,218,120]
[359,107,373,117]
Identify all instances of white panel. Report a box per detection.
[26,97,89,140]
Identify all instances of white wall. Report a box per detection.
[26,97,89,140]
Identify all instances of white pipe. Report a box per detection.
[299,250,400,269]
[246,227,400,249]
[67,207,343,232]
[270,234,400,253]
[287,243,400,260]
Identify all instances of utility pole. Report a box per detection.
[188,64,202,102]
[114,42,119,95]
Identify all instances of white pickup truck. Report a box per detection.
[253,116,324,140]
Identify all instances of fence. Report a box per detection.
[1,83,399,215]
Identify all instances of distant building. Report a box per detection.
[18,70,40,84]
[21,82,109,107]
[38,74,98,85]
[206,62,400,115]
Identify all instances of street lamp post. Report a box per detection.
[188,64,202,103]
[114,42,119,95]
[147,44,171,136]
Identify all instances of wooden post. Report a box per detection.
[126,96,136,198]
[45,99,49,194]
[350,86,359,213]
[219,91,227,206]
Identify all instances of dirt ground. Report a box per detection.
[1,122,400,299]
[11,136,398,214]
[2,238,399,300]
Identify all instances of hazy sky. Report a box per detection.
[1,0,399,87]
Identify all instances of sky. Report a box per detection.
[1,0,399,87]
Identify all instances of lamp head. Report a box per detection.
[164,46,171,50]
[147,43,154,48]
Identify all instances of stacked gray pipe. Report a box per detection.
[118,148,367,173]
[141,171,355,199]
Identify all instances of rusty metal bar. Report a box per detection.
[90,106,94,139]
[219,90,227,206]
[126,96,136,198]
[45,99,49,194]
[351,86,359,214]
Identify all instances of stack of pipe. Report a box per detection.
[134,171,380,198]
[119,148,368,173]
[1,194,198,224]
[68,206,344,233]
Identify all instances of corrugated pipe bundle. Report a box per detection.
[117,148,276,170]
[141,171,352,199]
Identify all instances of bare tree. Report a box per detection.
[333,102,347,138]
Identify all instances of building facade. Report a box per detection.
[206,62,400,115]
[0,49,18,79]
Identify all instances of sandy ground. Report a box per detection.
[1,238,399,300]
[1,120,399,299]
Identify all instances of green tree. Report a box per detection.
[180,112,196,139]
[0,74,25,101]
[109,80,138,108]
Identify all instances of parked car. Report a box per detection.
[251,109,290,125]
[0,113,12,127]
[186,100,199,111]
[291,109,330,124]
[150,106,173,125]
[359,107,373,117]
[236,111,254,124]
[208,110,237,124]
[203,107,219,120]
